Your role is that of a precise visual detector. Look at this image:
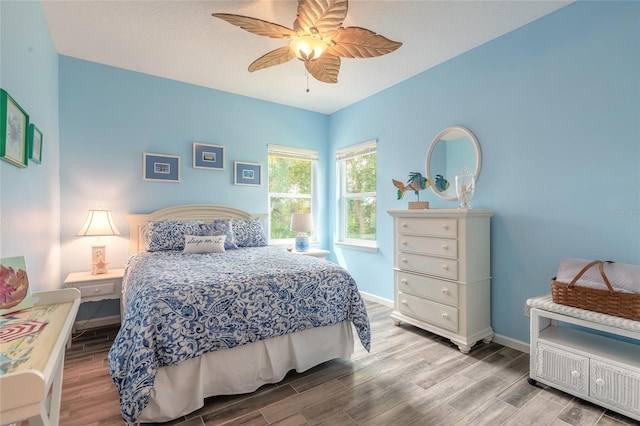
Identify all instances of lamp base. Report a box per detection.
[295,234,309,252]
[91,245,110,275]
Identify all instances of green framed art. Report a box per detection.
[0,89,29,168]
[29,124,43,164]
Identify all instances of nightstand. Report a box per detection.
[64,268,125,325]
[292,248,330,259]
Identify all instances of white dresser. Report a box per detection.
[387,209,494,353]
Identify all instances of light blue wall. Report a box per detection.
[59,57,329,281]
[328,1,640,343]
[2,1,638,344]
[0,1,61,290]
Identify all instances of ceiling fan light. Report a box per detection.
[291,36,327,62]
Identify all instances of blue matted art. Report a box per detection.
[234,161,262,186]
[193,142,224,170]
[143,152,180,182]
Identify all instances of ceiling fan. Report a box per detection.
[212,0,402,87]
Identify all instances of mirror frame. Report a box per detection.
[425,125,482,201]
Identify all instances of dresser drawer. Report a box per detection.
[69,281,117,299]
[535,343,589,396]
[396,235,457,259]
[395,271,458,306]
[396,218,457,238]
[590,360,640,416]
[396,252,458,280]
[397,292,458,332]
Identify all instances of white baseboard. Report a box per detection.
[73,315,120,332]
[359,292,530,353]
[493,333,530,353]
[360,291,393,308]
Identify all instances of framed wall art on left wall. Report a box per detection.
[29,124,43,164]
[0,89,29,168]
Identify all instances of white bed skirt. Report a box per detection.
[140,321,355,422]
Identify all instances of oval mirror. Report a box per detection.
[425,126,481,200]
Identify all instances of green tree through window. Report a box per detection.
[338,141,377,246]
[268,146,317,242]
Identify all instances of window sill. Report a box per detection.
[334,241,379,253]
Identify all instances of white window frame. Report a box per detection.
[267,144,318,246]
[336,140,378,252]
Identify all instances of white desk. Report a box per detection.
[0,288,81,426]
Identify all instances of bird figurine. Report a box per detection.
[392,172,430,201]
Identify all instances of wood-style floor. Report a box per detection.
[59,300,638,426]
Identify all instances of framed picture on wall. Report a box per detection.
[234,161,262,186]
[0,89,29,168]
[143,152,181,182]
[29,124,43,164]
[193,142,224,170]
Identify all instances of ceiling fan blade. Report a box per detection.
[248,46,295,72]
[327,26,402,58]
[295,0,347,37]
[305,54,340,84]
[212,13,297,39]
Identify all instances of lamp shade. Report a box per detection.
[290,213,313,233]
[77,209,120,236]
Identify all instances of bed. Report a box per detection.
[107,204,371,425]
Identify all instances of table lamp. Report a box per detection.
[77,208,120,275]
[290,213,313,252]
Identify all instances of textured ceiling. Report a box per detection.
[41,0,572,114]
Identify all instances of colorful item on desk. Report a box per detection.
[0,256,33,315]
[0,320,48,343]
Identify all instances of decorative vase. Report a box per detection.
[408,201,429,210]
[455,174,475,209]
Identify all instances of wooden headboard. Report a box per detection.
[125,204,267,254]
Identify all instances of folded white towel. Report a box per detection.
[555,258,640,294]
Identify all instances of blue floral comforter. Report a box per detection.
[107,247,370,425]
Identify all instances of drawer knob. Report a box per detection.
[401,279,408,285]
[595,378,605,386]
[441,265,449,271]
[401,240,408,245]
[95,288,100,293]
[441,313,448,320]
[401,222,408,228]
[401,258,408,263]
[442,244,449,251]
[401,300,408,306]
[442,224,449,230]
[441,288,449,295]
[571,371,581,378]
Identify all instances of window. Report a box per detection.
[337,140,377,250]
[268,145,318,244]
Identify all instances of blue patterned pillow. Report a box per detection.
[233,218,267,247]
[200,219,238,250]
[147,220,203,251]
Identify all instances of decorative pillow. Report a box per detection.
[183,235,226,254]
[233,218,267,247]
[200,219,238,250]
[147,220,203,251]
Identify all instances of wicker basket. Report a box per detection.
[551,260,640,321]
